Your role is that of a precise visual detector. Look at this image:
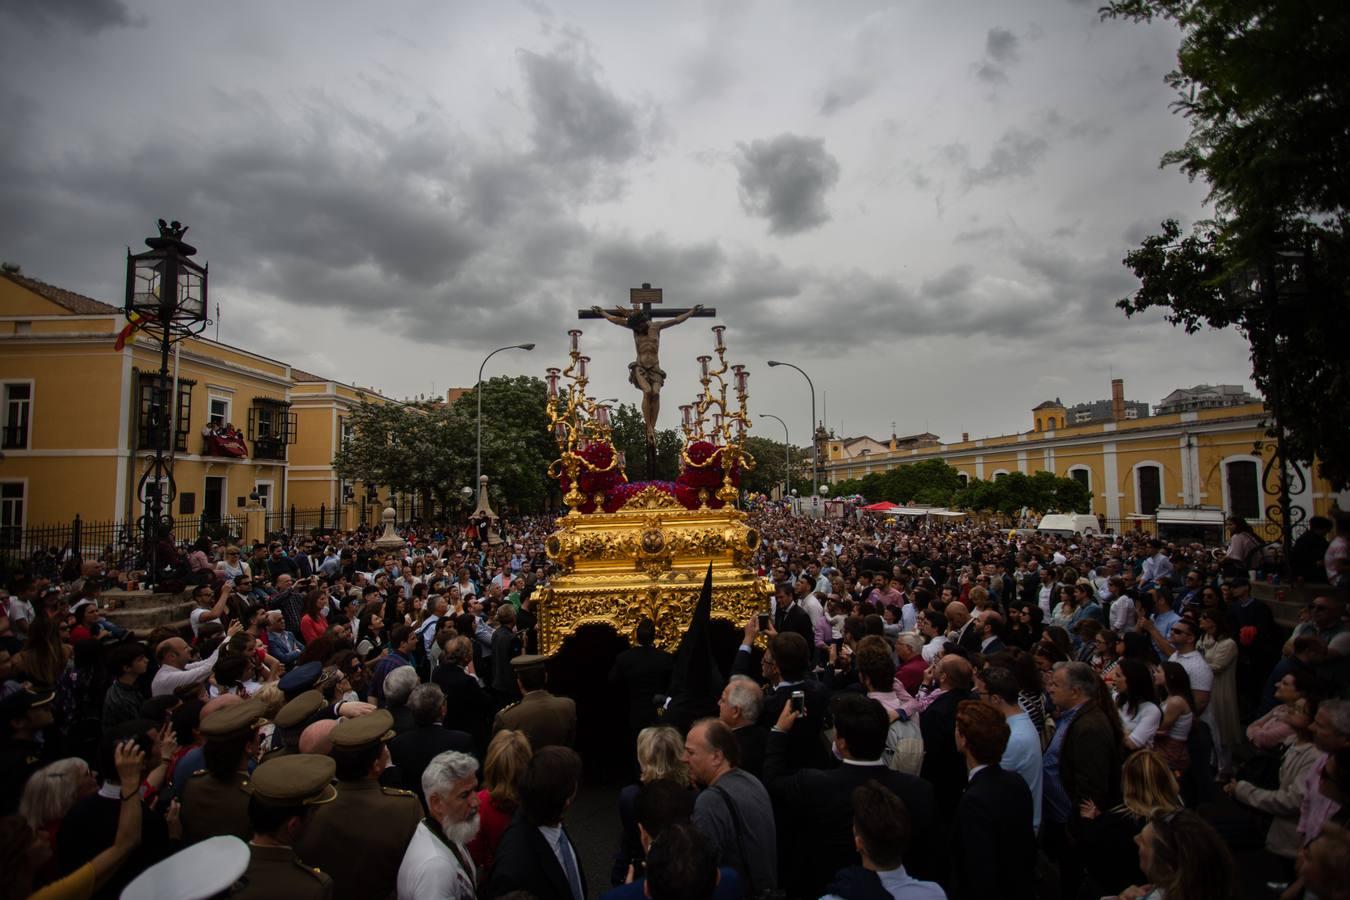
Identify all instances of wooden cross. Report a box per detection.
[577,283,717,321]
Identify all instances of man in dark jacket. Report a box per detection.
[433,634,493,757]
[385,684,474,812]
[731,628,830,770]
[484,747,587,900]
[764,693,942,895]
[918,655,976,820]
[951,701,1036,900]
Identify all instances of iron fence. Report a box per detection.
[0,513,246,577]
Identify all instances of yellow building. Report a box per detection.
[825,378,1347,527]
[0,270,388,540]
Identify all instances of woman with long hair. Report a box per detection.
[1112,658,1162,751]
[468,729,532,871]
[1154,662,1196,775]
[19,757,97,851]
[13,612,71,689]
[1227,696,1321,865]
[1197,607,1241,773]
[1126,809,1236,899]
[1079,750,1183,897]
[1040,625,1074,661]
[1096,628,1123,678]
[1049,585,1076,629]
[298,588,328,645]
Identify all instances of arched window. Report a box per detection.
[1225,459,1262,520]
[993,470,1009,482]
[1134,464,1162,516]
[957,472,969,486]
[1068,466,1091,492]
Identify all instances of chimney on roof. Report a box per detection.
[962,432,969,442]
[1111,378,1125,422]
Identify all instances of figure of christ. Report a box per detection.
[589,303,704,450]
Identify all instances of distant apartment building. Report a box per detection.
[1156,384,1256,415]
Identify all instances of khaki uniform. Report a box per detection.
[233,844,333,900]
[181,770,252,843]
[295,780,421,900]
[492,689,577,749]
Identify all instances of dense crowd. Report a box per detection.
[0,504,1348,899]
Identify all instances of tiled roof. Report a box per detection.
[289,367,328,383]
[2,271,120,315]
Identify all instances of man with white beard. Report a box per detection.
[398,750,481,899]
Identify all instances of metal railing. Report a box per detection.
[0,513,246,577]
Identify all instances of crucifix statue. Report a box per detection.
[580,283,716,478]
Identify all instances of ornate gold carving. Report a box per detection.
[621,486,684,511]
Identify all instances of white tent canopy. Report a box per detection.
[883,506,968,518]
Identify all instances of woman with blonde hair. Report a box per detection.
[19,757,97,846]
[468,729,532,871]
[611,726,693,886]
[1078,750,1182,897]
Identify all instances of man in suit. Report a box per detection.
[731,625,830,770]
[950,701,1036,900]
[492,655,576,750]
[484,746,587,900]
[386,684,475,812]
[975,610,1007,655]
[716,675,767,778]
[771,580,813,648]
[918,655,976,822]
[1042,661,1123,899]
[433,634,493,757]
[609,617,674,757]
[945,601,981,654]
[764,692,942,895]
[821,783,945,900]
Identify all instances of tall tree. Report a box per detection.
[1104,0,1350,488]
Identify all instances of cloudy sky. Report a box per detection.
[0,0,1254,448]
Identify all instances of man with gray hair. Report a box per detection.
[383,665,421,735]
[718,674,767,778]
[387,683,475,810]
[397,750,480,899]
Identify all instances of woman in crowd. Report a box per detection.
[1119,809,1236,899]
[468,729,532,872]
[1079,750,1182,898]
[208,653,258,700]
[1040,625,1074,662]
[298,589,329,645]
[356,606,388,660]
[214,545,249,582]
[1114,658,1163,751]
[19,757,98,856]
[1066,580,1106,637]
[1227,696,1321,869]
[1008,648,1050,738]
[13,612,72,689]
[1153,662,1196,775]
[1248,669,1322,751]
[612,725,692,886]
[1197,607,1241,773]
[185,537,214,586]
[1120,631,1158,666]
[1074,620,1105,665]
[0,742,146,900]
[1096,629,1123,678]
[1049,584,1076,628]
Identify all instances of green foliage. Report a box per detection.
[1103,0,1350,488]
[950,471,1093,516]
[608,403,682,481]
[821,460,964,506]
[334,376,557,513]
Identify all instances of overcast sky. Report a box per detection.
[0,0,1254,448]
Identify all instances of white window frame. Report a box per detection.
[3,379,34,450]
[254,480,274,510]
[992,469,1010,481]
[139,475,171,518]
[1220,454,1264,521]
[208,394,232,427]
[1132,462,1166,516]
[0,479,27,546]
[1067,465,1092,493]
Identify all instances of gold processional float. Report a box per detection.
[535,293,772,654]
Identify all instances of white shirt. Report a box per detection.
[921,633,946,664]
[1109,594,1137,632]
[799,593,825,630]
[150,643,224,696]
[1117,698,1162,748]
[1170,648,1217,732]
[1038,583,1054,617]
[397,820,475,900]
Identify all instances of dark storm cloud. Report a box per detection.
[962,129,1049,186]
[734,134,841,236]
[0,0,140,33]
[976,27,1020,84]
[519,45,643,166]
[922,264,976,298]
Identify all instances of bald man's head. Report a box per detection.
[939,654,974,691]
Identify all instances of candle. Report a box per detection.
[568,329,582,353]
[712,325,725,349]
[546,368,560,397]
[681,405,693,427]
[698,355,711,379]
[578,356,589,379]
[712,412,723,432]
[596,405,611,426]
[554,422,567,441]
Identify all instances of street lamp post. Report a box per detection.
[475,343,535,492]
[758,413,791,500]
[766,360,817,510]
[124,220,208,586]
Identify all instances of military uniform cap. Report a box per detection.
[275,690,326,729]
[279,661,323,697]
[248,753,337,806]
[121,835,250,900]
[330,708,395,749]
[511,653,548,671]
[200,698,267,741]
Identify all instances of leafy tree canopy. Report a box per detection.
[1104,0,1350,487]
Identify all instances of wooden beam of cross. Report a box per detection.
[576,283,717,320]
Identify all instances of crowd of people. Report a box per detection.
[0,503,1347,899]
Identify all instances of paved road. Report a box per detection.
[568,779,624,899]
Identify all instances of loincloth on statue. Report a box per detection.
[628,361,666,392]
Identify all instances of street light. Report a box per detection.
[125,220,209,586]
[475,343,535,492]
[766,360,818,508]
[758,413,791,500]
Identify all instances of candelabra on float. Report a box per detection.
[546,330,623,512]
